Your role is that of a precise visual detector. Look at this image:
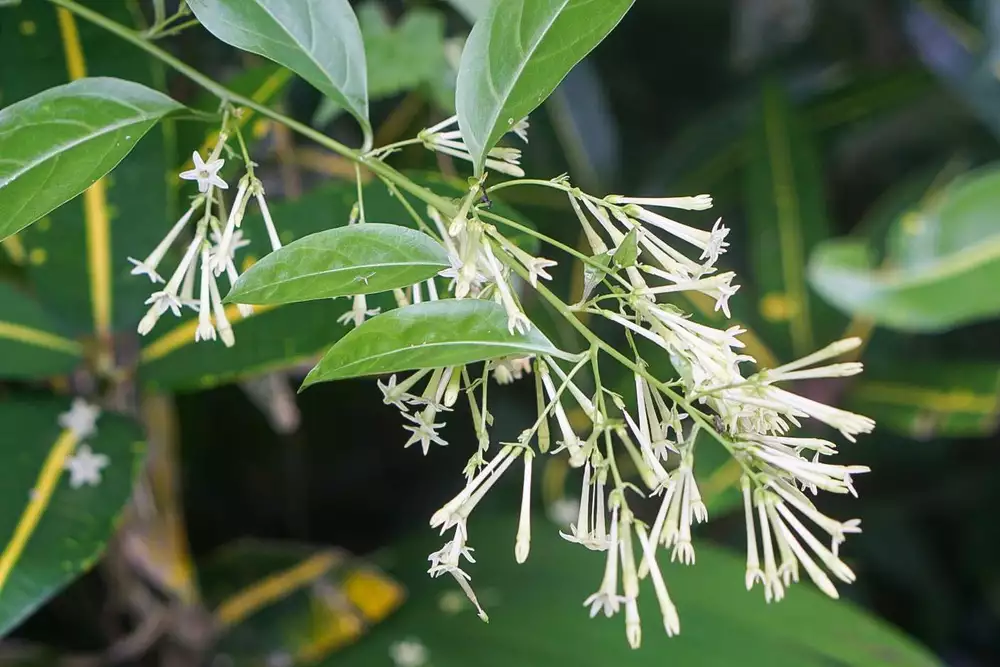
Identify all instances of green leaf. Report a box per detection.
[0,1,182,334]
[445,0,492,23]
[612,228,639,268]
[455,0,633,174]
[809,164,1000,331]
[0,77,181,242]
[746,79,840,360]
[0,398,144,636]
[0,282,81,380]
[331,513,938,667]
[187,0,372,148]
[139,174,539,391]
[199,540,404,665]
[303,300,573,387]
[227,224,450,306]
[844,357,1000,439]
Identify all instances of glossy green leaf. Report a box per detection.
[187,0,371,148]
[0,398,144,636]
[200,540,404,665]
[809,164,1000,331]
[0,282,81,380]
[331,513,938,667]
[315,4,448,126]
[746,79,840,359]
[0,1,182,333]
[228,224,450,306]
[0,77,181,242]
[455,0,633,174]
[303,300,574,386]
[845,358,1000,439]
[139,174,539,392]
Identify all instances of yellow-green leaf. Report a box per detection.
[0,282,81,380]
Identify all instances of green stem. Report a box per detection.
[46,0,456,217]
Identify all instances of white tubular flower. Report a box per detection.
[128,201,199,283]
[179,251,200,311]
[623,203,730,265]
[64,444,110,489]
[636,524,680,638]
[492,356,533,385]
[606,194,713,211]
[431,447,519,533]
[179,150,228,193]
[641,270,740,318]
[741,476,764,590]
[584,503,626,618]
[481,242,530,334]
[377,370,431,411]
[539,369,583,463]
[208,273,235,347]
[512,116,530,143]
[402,406,448,455]
[419,116,526,177]
[515,451,533,563]
[138,228,204,335]
[749,445,870,496]
[211,175,252,274]
[561,461,611,551]
[427,523,489,622]
[337,294,380,328]
[252,179,282,251]
[646,446,706,565]
[58,398,101,440]
[195,246,217,342]
[211,228,254,317]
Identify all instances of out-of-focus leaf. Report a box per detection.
[138,174,539,391]
[445,0,491,23]
[0,398,144,636]
[456,0,633,174]
[315,4,447,126]
[746,79,840,359]
[0,283,81,380]
[331,513,939,667]
[0,1,180,333]
[845,359,1000,439]
[545,60,621,191]
[200,541,404,666]
[227,224,450,306]
[187,0,372,148]
[303,300,574,386]
[904,1,1000,138]
[645,67,934,202]
[0,77,180,242]
[809,164,1000,331]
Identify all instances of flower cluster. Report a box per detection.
[127,122,282,347]
[374,170,874,647]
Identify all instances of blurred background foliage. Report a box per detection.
[2,0,1000,665]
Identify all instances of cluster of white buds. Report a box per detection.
[376,172,875,648]
[128,124,282,346]
[418,115,529,177]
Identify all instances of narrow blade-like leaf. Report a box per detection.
[0,77,181,241]
[0,398,144,636]
[456,0,633,174]
[187,0,371,148]
[227,224,450,306]
[302,300,573,387]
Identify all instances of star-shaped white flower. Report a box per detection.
[402,409,448,455]
[58,398,101,439]
[127,257,163,284]
[389,638,429,667]
[64,444,110,489]
[179,151,228,193]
